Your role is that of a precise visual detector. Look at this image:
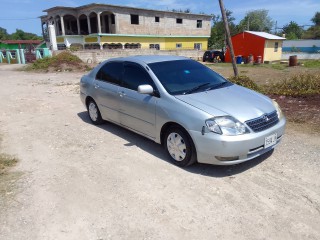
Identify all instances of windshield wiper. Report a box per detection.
[183,82,211,95]
[206,81,228,90]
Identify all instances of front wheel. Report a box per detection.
[164,127,197,167]
[87,100,104,125]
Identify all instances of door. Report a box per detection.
[93,61,123,123]
[119,62,158,138]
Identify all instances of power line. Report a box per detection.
[0,17,38,21]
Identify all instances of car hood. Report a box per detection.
[175,84,275,122]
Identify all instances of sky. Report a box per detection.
[0,0,319,35]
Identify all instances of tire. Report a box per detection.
[87,100,104,125]
[164,126,197,167]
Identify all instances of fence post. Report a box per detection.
[20,49,26,64]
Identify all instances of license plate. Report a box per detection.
[265,133,277,148]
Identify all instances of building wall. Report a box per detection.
[58,35,208,50]
[69,49,205,64]
[225,32,265,62]
[264,40,283,61]
[115,11,210,36]
[44,5,211,37]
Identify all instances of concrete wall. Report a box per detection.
[281,52,320,60]
[67,49,205,64]
[283,40,320,53]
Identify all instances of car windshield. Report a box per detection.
[148,60,231,95]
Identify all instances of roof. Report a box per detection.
[245,31,286,40]
[106,55,188,64]
[43,3,212,18]
[0,40,43,44]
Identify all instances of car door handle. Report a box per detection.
[94,84,100,89]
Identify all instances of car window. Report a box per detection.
[96,62,123,85]
[122,63,155,91]
[148,59,230,95]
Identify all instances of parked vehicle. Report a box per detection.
[80,55,286,167]
[203,50,225,63]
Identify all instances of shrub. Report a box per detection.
[26,51,83,71]
[263,73,320,96]
[228,75,261,92]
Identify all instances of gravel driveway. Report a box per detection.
[0,64,319,240]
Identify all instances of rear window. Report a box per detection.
[96,62,123,85]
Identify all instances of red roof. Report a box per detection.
[0,40,43,44]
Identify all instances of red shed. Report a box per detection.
[225,31,286,63]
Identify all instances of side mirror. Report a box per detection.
[137,84,154,95]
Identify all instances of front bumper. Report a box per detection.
[189,117,286,165]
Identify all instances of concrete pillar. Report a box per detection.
[77,18,81,35]
[87,16,92,34]
[97,12,102,34]
[48,23,58,51]
[60,16,65,35]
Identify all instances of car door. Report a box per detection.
[92,61,123,123]
[118,62,158,139]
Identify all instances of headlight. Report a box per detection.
[272,100,283,119]
[206,116,249,136]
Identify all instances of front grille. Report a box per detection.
[245,111,279,132]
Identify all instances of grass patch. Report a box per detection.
[302,60,320,68]
[25,51,90,72]
[263,73,320,96]
[228,75,261,92]
[271,64,286,70]
[0,154,18,175]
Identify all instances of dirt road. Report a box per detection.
[0,64,319,240]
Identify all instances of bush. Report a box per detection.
[228,75,261,92]
[263,73,320,96]
[26,51,83,71]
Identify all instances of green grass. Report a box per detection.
[302,60,320,68]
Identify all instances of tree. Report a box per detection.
[303,12,320,39]
[282,21,304,39]
[0,27,9,40]
[311,12,320,26]
[208,10,237,49]
[10,29,42,40]
[238,9,274,32]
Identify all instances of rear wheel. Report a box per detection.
[87,100,104,125]
[164,127,197,167]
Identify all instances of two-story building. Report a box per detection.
[41,3,211,51]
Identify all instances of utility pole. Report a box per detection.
[218,0,238,77]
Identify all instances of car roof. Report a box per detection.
[107,55,189,64]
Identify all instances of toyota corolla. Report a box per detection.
[80,55,286,167]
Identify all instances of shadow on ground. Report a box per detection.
[78,111,273,178]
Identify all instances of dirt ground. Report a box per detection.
[0,64,320,240]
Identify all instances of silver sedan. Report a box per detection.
[80,55,286,167]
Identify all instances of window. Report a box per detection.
[197,20,202,28]
[96,62,123,85]
[122,63,155,91]
[149,44,160,50]
[155,16,160,22]
[176,43,182,48]
[274,42,279,52]
[131,14,139,25]
[176,18,183,24]
[194,43,202,50]
[111,14,115,24]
